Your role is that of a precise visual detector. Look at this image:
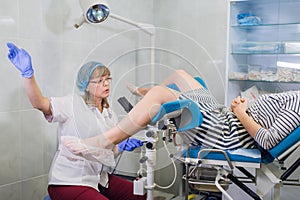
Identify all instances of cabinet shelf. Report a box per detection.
[226,0,300,105]
[231,0,300,4]
[231,42,300,54]
[231,22,300,28]
[229,79,300,84]
[231,52,300,55]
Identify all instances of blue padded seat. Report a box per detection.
[184,146,261,163]
[261,125,300,163]
[183,124,300,164]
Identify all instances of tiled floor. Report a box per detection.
[152,190,175,200]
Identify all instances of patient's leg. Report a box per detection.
[128,69,203,96]
[65,70,203,151]
[110,85,181,143]
[162,69,203,92]
[64,85,180,152]
[127,83,150,97]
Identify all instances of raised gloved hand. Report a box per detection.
[118,138,143,152]
[7,42,34,78]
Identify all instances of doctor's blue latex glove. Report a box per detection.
[7,43,34,78]
[118,138,143,152]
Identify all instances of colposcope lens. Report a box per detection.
[86,4,109,23]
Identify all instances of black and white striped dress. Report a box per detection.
[248,90,300,149]
[179,88,300,150]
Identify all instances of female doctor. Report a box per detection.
[6,43,146,200]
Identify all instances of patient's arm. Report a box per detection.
[231,96,260,138]
[231,96,300,149]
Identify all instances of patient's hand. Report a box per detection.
[231,96,248,115]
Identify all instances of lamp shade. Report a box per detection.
[79,0,110,24]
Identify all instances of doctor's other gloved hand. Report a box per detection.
[7,43,34,78]
[118,138,143,152]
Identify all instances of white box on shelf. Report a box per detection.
[284,42,300,54]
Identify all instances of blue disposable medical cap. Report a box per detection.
[76,61,105,92]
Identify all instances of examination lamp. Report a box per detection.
[75,0,110,28]
[74,0,155,36]
[75,0,155,85]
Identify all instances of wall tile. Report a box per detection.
[0,112,21,185]
[0,182,21,200]
[19,0,42,39]
[0,0,19,38]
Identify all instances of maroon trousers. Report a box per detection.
[48,174,147,200]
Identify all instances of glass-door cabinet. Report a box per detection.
[226,0,300,105]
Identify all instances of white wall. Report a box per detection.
[0,0,154,199]
[152,0,228,103]
[3,0,285,199]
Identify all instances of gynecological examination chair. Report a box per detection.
[44,77,300,200]
[149,77,300,200]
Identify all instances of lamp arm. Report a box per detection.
[109,13,156,84]
[74,15,85,29]
[110,13,155,35]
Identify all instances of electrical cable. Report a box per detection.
[111,138,129,174]
[154,140,178,189]
[103,138,129,188]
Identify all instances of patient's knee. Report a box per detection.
[147,85,167,96]
[174,69,188,76]
[147,85,178,102]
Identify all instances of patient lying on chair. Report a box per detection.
[64,69,300,154]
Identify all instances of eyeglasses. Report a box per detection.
[89,77,112,85]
